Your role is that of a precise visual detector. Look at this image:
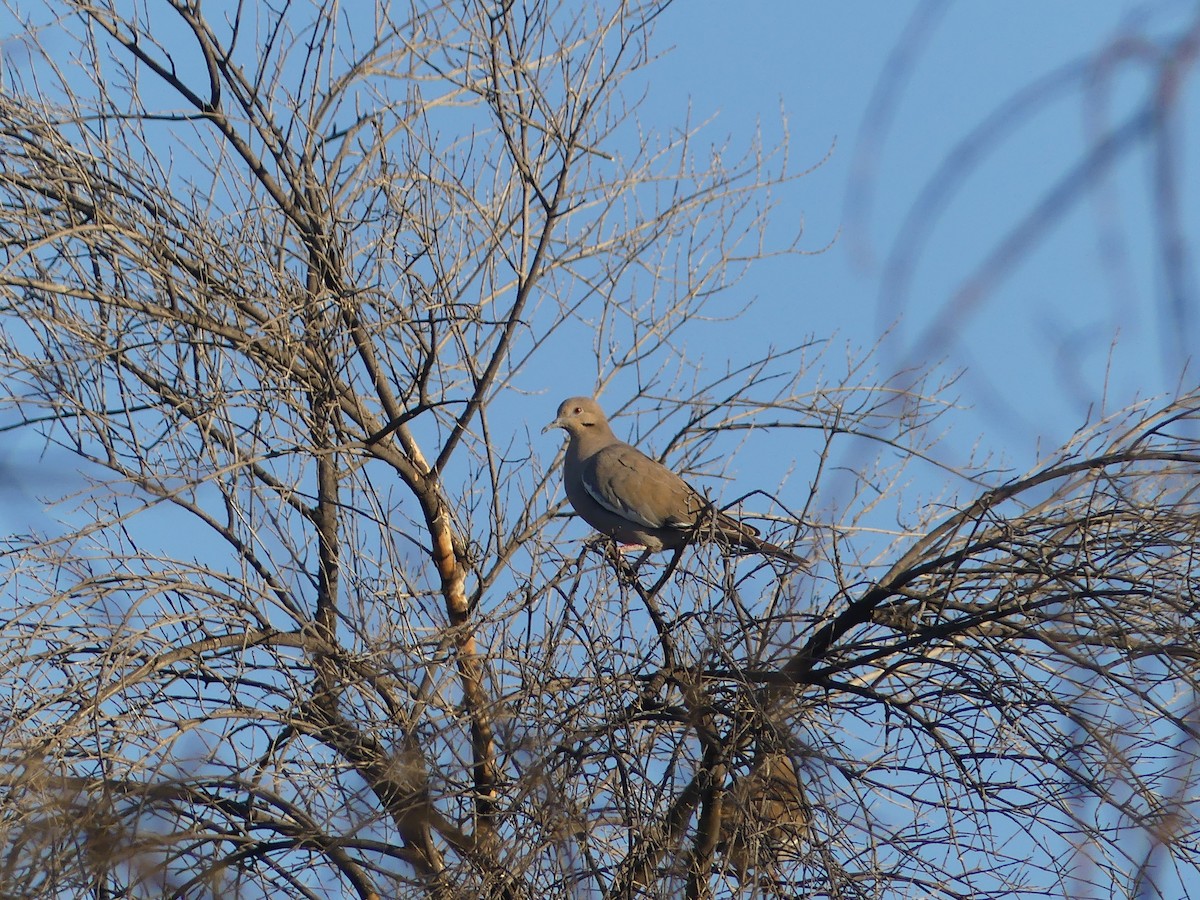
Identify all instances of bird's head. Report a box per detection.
[542,396,607,437]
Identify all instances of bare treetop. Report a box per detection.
[2,2,1199,899]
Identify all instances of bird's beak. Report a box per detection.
[541,417,564,435]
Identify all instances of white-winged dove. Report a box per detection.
[718,751,809,878]
[543,397,803,563]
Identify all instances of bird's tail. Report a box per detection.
[712,514,806,567]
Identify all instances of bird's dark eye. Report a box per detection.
[573,407,582,414]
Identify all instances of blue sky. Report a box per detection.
[621,1,1198,469]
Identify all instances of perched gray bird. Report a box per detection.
[543,396,803,563]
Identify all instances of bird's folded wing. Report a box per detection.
[581,443,702,531]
